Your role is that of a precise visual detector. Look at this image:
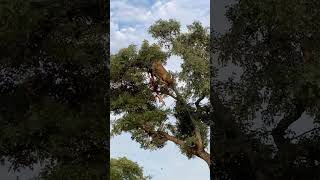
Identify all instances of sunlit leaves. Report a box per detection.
[149,19,181,49]
[111,157,151,180]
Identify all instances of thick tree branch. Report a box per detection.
[145,82,210,165]
[195,94,206,108]
[171,86,205,151]
[142,124,211,166]
[196,149,211,167]
[160,129,210,166]
[271,102,305,148]
[290,127,320,141]
[158,131,185,146]
[142,125,185,146]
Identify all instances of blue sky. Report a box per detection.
[110,0,209,53]
[110,0,210,179]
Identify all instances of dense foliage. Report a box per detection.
[111,19,211,166]
[0,0,108,179]
[212,0,320,179]
[110,157,150,180]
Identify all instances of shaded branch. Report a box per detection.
[159,129,210,166]
[142,125,185,146]
[195,94,206,108]
[144,80,210,165]
[271,102,305,148]
[170,86,205,150]
[142,124,211,166]
[290,127,320,141]
[158,131,185,146]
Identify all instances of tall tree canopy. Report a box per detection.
[212,0,320,179]
[0,0,108,179]
[110,157,151,180]
[111,19,211,166]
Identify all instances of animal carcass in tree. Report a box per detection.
[147,60,175,106]
[151,61,175,87]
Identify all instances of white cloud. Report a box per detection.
[110,0,209,53]
[164,55,183,72]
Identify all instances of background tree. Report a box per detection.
[212,0,320,179]
[0,0,108,179]
[111,19,211,166]
[111,157,151,180]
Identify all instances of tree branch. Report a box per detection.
[142,125,185,146]
[290,127,320,141]
[195,94,206,108]
[271,102,305,148]
[159,129,210,166]
[158,131,185,146]
[142,124,211,166]
[171,86,205,149]
[147,84,210,165]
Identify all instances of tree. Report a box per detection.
[212,0,320,179]
[111,157,151,180]
[111,19,211,166]
[0,0,108,179]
